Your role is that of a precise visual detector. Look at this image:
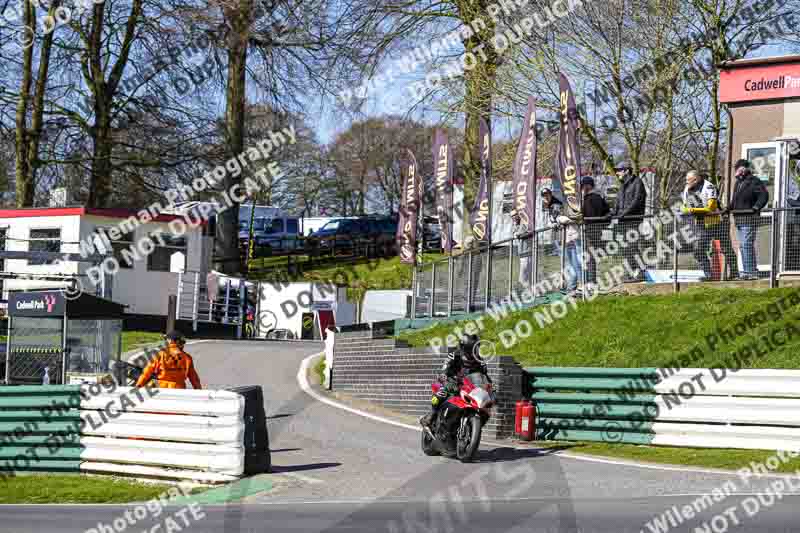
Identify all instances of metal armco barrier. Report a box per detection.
[0,385,83,474]
[527,367,800,450]
[0,385,263,483]
[79,387,247,482]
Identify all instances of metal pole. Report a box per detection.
[580,224,587,301]
[507,238,514,302]
[560,227,567,291]
[447,256,454,317]
[531,230,538,297]
[61,314,68,385]
[770,210,779,289]
[411,267,417,320]
[192,272,200,332]
[255,281,263,337]
[224,278,231,323]
[485,244,492,310]
[466,251,473,313]
[176,271,183,320]
[166,295,177,333]
[5,317,11,384]
[673,222,680,294]
[430,262,437,318]
[237,280,245,339]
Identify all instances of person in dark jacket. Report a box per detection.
[730,159,769,280]
[612,163,647,218]
[580,176,610,286]
[613,162,648,281]
[420,335,487,432]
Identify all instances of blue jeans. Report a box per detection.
[565,240,583,291]
[736,223,757,275]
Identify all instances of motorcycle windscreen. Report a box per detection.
[468,387,491,408]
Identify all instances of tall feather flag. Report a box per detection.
[433,129,454,253]
[511,96,537,230]
[556,73,582,214]
[471,117,492,242]
[397,149,421,265]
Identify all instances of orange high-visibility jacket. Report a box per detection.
[136,344,202,389]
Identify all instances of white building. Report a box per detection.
[0,207,213,317]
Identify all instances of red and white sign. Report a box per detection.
[720,62,800,104]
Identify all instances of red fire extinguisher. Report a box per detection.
[515,399,535,441]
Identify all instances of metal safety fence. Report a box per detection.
[412,207,800,319]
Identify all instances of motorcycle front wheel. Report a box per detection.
[456,413,482,462]
[421,428,439,456]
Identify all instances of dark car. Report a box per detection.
[239,216,301,256]
[310,217,397,257]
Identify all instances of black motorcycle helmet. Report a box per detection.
[459,334,482,365]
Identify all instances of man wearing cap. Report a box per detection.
[730,159,769,280]
[136,331,203,389]
[579,176,610,287]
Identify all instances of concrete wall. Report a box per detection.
[330,326,522,440]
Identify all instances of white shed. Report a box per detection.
[0,207,213,317]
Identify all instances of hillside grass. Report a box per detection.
[399,287,800,369]
[249,253,444,302]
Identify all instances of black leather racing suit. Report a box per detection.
[422,347,488,428]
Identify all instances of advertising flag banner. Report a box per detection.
[556,73,582,214]
[397,149,421,264]
[471,117,492,242]
[511,96,537,230]
[433,129,454,253]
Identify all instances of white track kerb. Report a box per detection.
[296,353,800,478]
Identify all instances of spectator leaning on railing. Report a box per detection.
[730,159,769,281]
[680,170,739,281]
[580,176,610,288]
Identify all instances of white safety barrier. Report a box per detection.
[79,386,245,481]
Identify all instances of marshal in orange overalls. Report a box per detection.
[135,342,202,389]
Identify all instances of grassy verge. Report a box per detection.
[549,441,800,473]
[121,331,165,353]
[0,474,184,504]
[399,287,800,368]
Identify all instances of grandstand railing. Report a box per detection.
[412,207,800,319]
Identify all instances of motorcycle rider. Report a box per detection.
[135,330,203,389]
[419,334,488,431]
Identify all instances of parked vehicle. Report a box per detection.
[309,216,396,256]
[422,216,442,251]
[239,216,301,256]
[421,371,496,462]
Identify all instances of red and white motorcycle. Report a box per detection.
[421,372,496,462]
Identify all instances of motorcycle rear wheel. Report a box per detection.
[421,428,439,456]
[456,414,482,462]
